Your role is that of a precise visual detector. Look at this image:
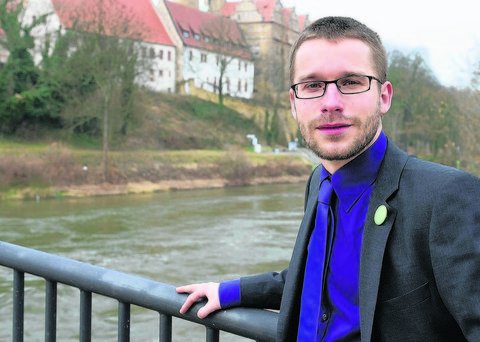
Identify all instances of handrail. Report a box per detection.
[0,241,277,341]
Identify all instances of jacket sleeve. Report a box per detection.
[239,269,288,309]
[430,171,480,340]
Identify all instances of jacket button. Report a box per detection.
[321,313,329,322]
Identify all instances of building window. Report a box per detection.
[238,60,241,70]
[244,62,248,72]
[141,47,147,58]
[201,53,207,63]
[244,81,248,92]
[167,51,172,61]
[189,50,193,61]
[182,30,190,38]
[149,48,155,58]
[149,69,155,81]
[159,50,164,59]
[159,70,164,77]
[216,55,220,65]
[226,78,230,92]
[194,33,201,40]
[238,80,241,92]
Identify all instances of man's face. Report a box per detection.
[289,38,393,171]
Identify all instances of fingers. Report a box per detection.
[178,288,205,314]
[176,284,196,294]
[197,301,218,319]
[176,282,220,318]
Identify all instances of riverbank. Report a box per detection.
[9,174,309,201]
[0,144,314,201]
[36,175,309,199]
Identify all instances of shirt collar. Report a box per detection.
[320,131,387,212]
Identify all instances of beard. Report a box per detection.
[299,103,382,161]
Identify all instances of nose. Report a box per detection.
[320,83,344,114]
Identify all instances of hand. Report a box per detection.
[176,282,221,319]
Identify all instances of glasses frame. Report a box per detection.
[290,75,383,99]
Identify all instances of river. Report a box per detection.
[0,182,306,341]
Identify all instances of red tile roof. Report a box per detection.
[282,6,307,31]
[51,0,174,46]
[256,0,276,21]
[219,1,238,17]
[220,0,280,23]
[298,14,308,31]
[220,0,306,31]
[165,1,251,60]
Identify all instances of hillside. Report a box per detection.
[0,92,312,200]
[123,92,265,150]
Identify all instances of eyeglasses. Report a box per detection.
[290,75,383,99]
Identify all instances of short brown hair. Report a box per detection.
[289,16,387,84]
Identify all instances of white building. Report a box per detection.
[163,0,255,99]
[51,0,177,93]
[135,41,176,93]
[0,0,177,93]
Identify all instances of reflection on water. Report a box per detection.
[0,182,306,341]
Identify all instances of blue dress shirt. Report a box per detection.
[219,132,387,341]
[306,132,387,341]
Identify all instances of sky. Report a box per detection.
[281,0,480,89]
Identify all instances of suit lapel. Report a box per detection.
[359,142,408,341]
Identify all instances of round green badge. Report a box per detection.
[374,205,388,226]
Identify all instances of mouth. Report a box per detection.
[317,123,352,135]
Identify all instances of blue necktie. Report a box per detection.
[298,177,334,341]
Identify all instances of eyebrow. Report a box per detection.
[295,72,367,83]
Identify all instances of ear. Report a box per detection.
[379,81,393,116]
[289,88,298,120]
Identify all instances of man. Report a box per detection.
[177,16,480,341]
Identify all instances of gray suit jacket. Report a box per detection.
[239,140,480,341]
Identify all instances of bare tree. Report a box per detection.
[252,27,291,147]
[53,0,149,182]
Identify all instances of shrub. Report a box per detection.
[219,148,254,186]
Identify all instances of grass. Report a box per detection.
[0,92,309,200]
[0,140,313,201]
[0,139,51,153]
[128,92,264,150]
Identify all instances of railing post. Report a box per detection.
[80,290,92,342]
[118,301,130,342]
[206,327,219,342]
[0,242,279,341]
[45,280,57,342]
[159,313,172,342]
[13,270,24,342]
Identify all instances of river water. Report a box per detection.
[0,182,306,341]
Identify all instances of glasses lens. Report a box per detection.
[296,81,326,98]
[337,75,370,94]
[294,76,373,98]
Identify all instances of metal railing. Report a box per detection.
[0,241,277,341]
